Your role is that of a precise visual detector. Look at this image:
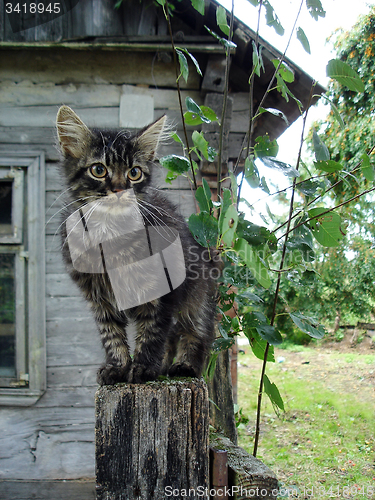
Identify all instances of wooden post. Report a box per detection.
[95,378,209,500]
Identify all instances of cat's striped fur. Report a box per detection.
[56,105,219,384]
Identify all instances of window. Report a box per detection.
[0,153,46,405]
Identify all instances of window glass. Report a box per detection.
[0,181,12,236]
[0,254,16,377]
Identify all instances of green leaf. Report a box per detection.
[314,160,343,173]
[237,216,277,251]
[296,27,311,54]
[176,49,189,83]
[228,170,238,205]
[188,212,218,248]
[177,48,202,77]
[261,157,300,178]
[361,153,375,181]
[216,5,230,36]
[159,155,190,174]
[263,374,284,411]
[186,96,202,115]
[251,336,275,362]
[312,129,330,161]
[171,132,184,145]
[221,205,238,246]
[259,107,289,125]
[195,178,213,213]
[308,208,346,247]
[201,106,219,123]
[264,1,284,35]
[260,176,270,194]
[252,41,264,78]
[184,112,204,126]
[296,179,322,196]
[191,0,205,15]
[289,312,326,339]
[236,288,263,306]
[192,130,208,160]
[233,238,271,289]
[218,189,233,231]
[272,60,294,83]
[184,98,217,126]
[326,59,365,93]
[256,324,283,345]
[320,94,345,130]
[306,0,326,20]
[254,135,279,158]
[204,25,237,50]
[244,156,260,188]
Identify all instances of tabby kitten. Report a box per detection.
[56,105,219,385]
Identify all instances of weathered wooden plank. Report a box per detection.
[35,386,96,408]
[96,379,209,500]
[0,406,95,480]
[0,80,204,110]
[0,81,122,106]
[210,433,278,500]
[0,480,96,500]
[0,130,59,160]
[45,247,66,273]
[46,273,81,297]
[47,365,98,388]
[0,105,120,128]
[46,296,92,321]
[0,50,200,89]
[47,338,102,369]
[46,317,98,342]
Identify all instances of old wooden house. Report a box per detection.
[0,0,323,496]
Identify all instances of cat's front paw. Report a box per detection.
[127,363,159,384]
[97,364,129,386]
[168,363,198,378]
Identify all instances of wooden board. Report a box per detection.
[0,407,96,480]
[210,433,278,500]
[0,49,201,89]
[0,480,96,500]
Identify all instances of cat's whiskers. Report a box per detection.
[46,195,95,229]
[138,198,182,223]
[49,197,99,252]
[136,203,179,244]
[62,199,104,249]
[46,186,74,215]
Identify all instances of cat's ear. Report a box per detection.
[136,115,167,160]
[56,105,93,158]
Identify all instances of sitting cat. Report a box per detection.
[56,105,219,384]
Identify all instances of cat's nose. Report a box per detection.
[112,188,125,198]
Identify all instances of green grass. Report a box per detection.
[236,348,375,498]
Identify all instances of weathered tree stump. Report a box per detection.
[95,378,209,500]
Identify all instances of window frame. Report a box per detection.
[0,152,46,406]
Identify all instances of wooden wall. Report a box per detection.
[0,48,201,484]
[0,46,251,488]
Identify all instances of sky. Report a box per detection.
[221,0,375,224]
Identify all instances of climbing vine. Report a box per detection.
[151,0,372,456]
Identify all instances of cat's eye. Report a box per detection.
[127,167,143,182]
[90,164,107,178]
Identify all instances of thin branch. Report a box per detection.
[253,80,314,458]
[217,0,235,200]
[237,0,263,207]
[278,185,375,242]
[234,0,305,176]
[273,143,375,235]
[164,0,197,190]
